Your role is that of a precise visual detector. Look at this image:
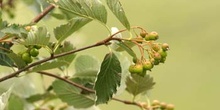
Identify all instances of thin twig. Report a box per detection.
[31,4,55,24]
[0,0,3,8]
[0,43,103,82]
[37,71,143,109]
[38,71,95,93]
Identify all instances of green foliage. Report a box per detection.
[105,0,130,30]
[116,41,136,58]
[74,55,100,78]
[1,24,27,36]
[0,0,171,110]
[56,0,107,24]
[8,95,24,110]
[0,87,12,110]
[126,74,155,96]
[24,27,50,46]
[26,93,57,103]
[7,53,27,69]
[55,41,77,68]
[52,78,95,108]
[0,43,14,67]
[54,17,91,43]
[94,52,122,104]
[30,61,67,72]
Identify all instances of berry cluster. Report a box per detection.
[151,100,175,110]
[18,45,41,64]
[128,30,169,76]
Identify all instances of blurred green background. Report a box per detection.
[1,0,220,110]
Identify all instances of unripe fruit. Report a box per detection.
[25,26,31,31]
[140,31,147,38]
[132,57,138,63]
[152,100,160,106]
[144,35,150,41]
[162,43,169,51]
[160,57,166,63]
[160,102,167,109]
[154,52,162,60]
[148,31,159,40]
[153,59,160,65]
[29,48,39,57]
[158,49,167,58]
[33,45,42,49]
[166,104,175,110]
[151,43,161,52]
[139,70,146,77]
[129,64,143,74]
[142,60,153,70]
[22,52,33,63]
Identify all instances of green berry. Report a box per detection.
[158,49,167,58]
[145,35,150,41]
[33,45,42,49]
[166,104,175,110]
[148,31,159,40]
[154,59,160,65]
[132,57,138,63]
[129,64,143,74]
[140,31,147,38]
[22,52,33,63]
[151,43,161,52]
[154,52,162,60]
[152,100,160,106]
[162,43,169,51]
[25,26,31,31]
[29,48,39,57]
[160,57,166,63]
[160,102,167,109]
[142,60,153,70]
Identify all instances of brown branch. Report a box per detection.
[0,42,103,82]
[38,71,95,93]
[0,27,128,82]
[37,71,145,109]
[0,0,3,8]
[31,4,55,24]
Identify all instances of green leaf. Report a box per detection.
[7,53,27,69]
[114,53,131,95]
[0,31,5,38]
[8,95,24,110]
[94,52,122,104]
[50,12,65,20]
[24,27,50,46]
[105,0,130,30]
[55,41,77,68]
[0,87,12,110]
[1,24,27,36]
[0,74,38,97]
[31,61,67,72]
[74,55,99,78]
[116,41,136,58]
[115,40,135,51]
[26,93,57,103]
[54,17,91,42]
[0,43,14,67]
[52,78,95,108]
[126,74,155,97]
[0,19,8,30]
[57,0,107,24]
